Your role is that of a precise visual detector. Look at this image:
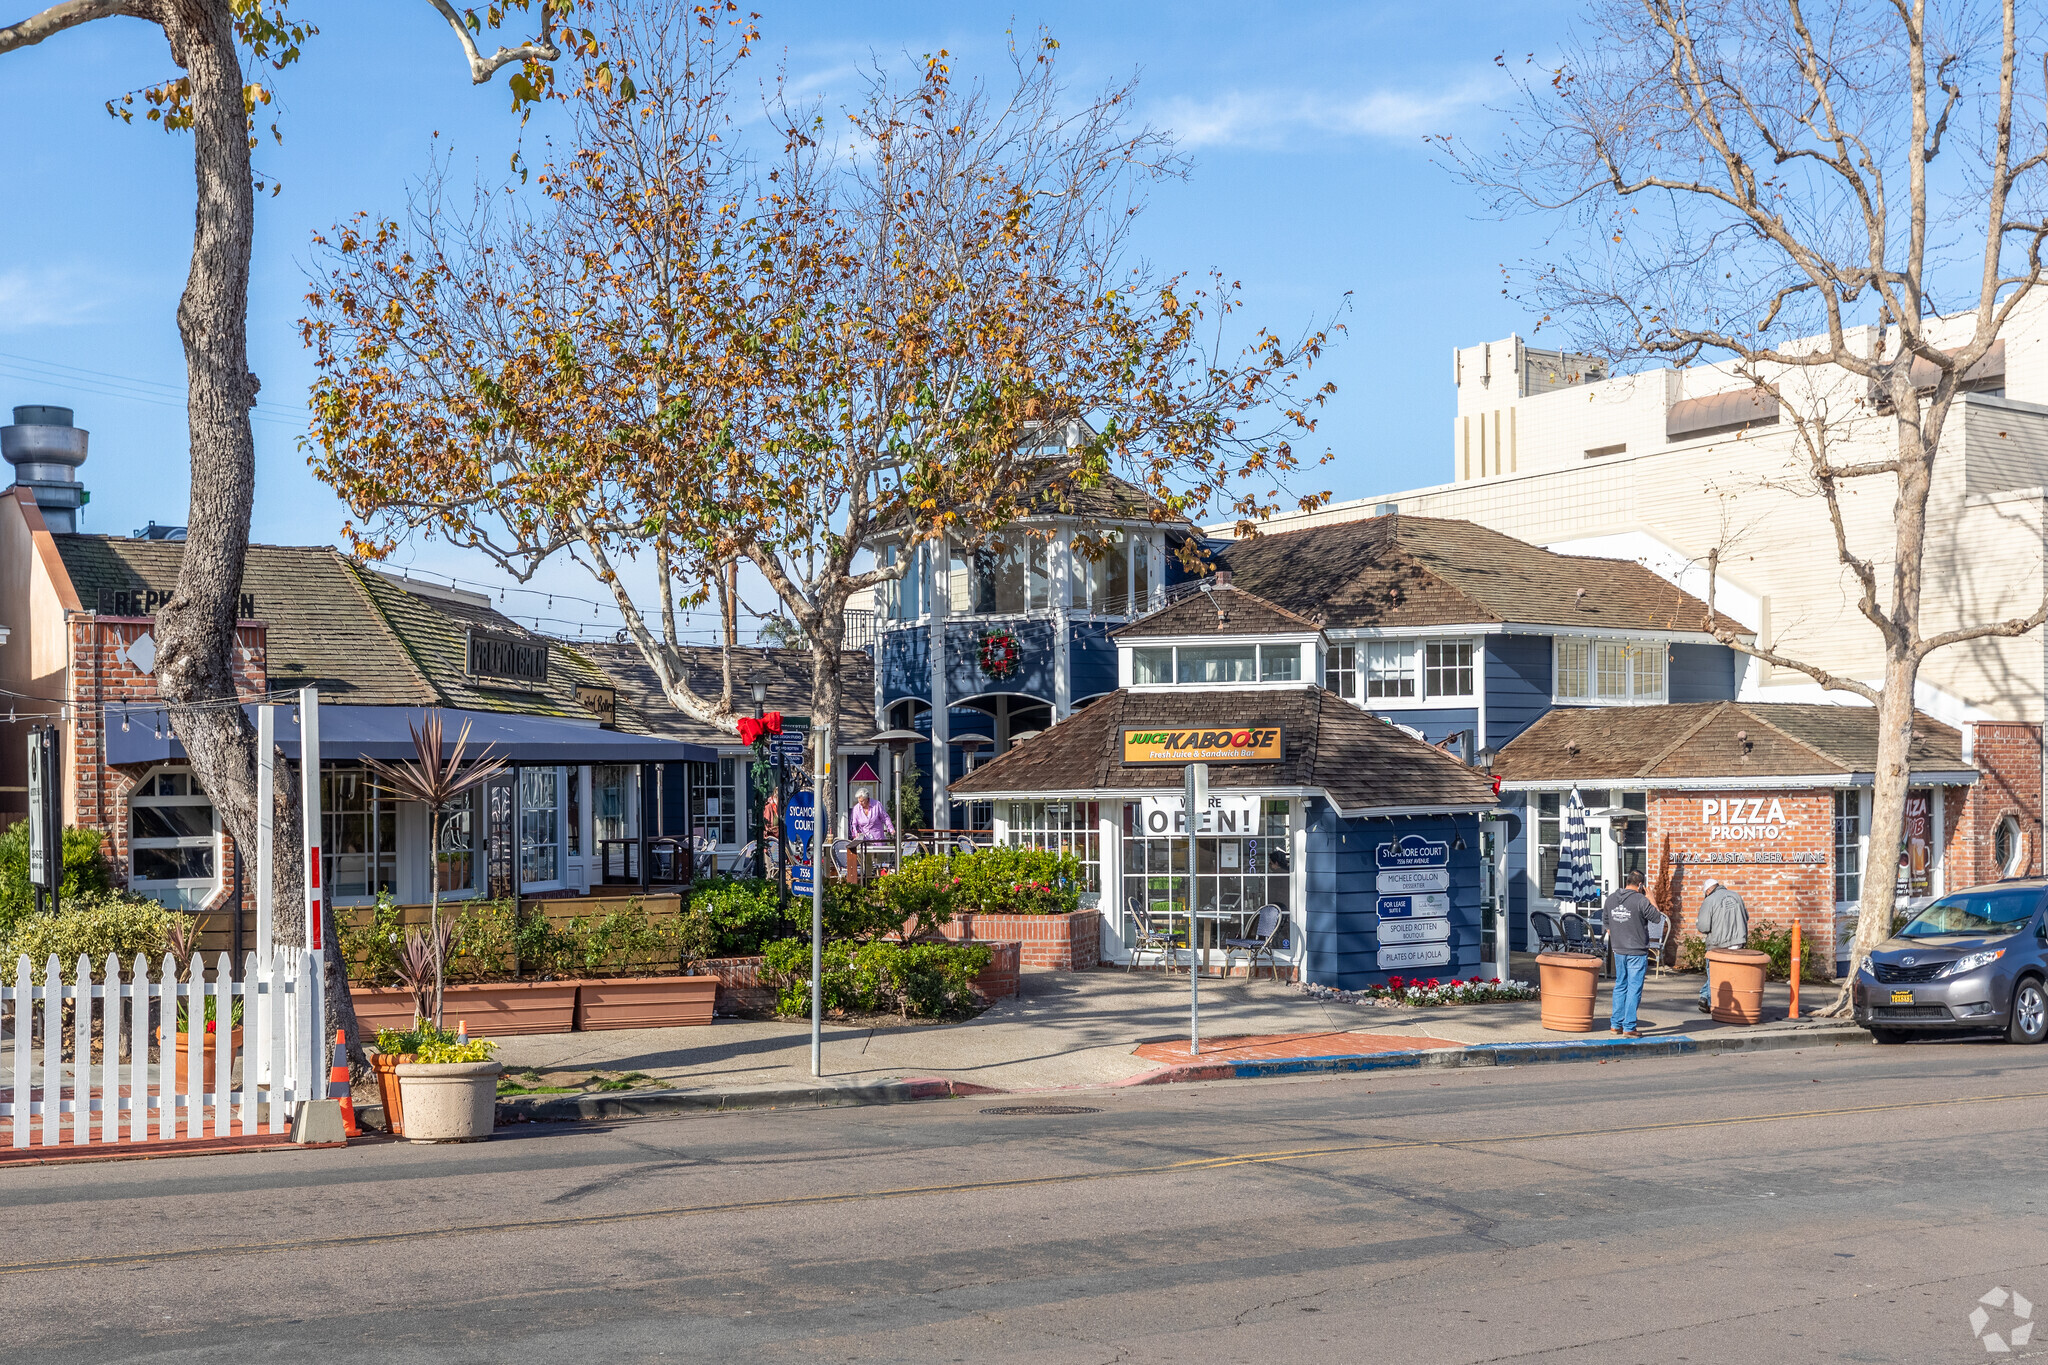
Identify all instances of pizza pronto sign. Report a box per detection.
[1121,725,1283,765]
[1700,796,1798,842]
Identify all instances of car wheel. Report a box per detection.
[2009,977,2048,1045]
[1870,1027,1906,1045]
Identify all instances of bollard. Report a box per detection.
[1789,923,1801,1019]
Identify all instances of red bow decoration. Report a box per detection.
[736,711,784,746]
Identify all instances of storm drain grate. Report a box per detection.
[979,1105,1102,1116]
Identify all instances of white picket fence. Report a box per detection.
[1,951,317,1149]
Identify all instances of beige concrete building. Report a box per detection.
[1229,303,2048,728]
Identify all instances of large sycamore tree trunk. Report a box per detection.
[148,0,359,1053]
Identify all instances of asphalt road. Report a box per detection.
[4,1040,2047,1363]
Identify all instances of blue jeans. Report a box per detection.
[1610,953,1648,1032]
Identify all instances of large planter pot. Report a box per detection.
[158,1026,243,1090]
[575,976,717,1030]
[369,1053,410,1136]
[1707,948,1771,1025]
[1535,952,1605,1033]
[394,1061,502,1143]
[352,981,579,1037]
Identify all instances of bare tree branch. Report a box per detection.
[425,0,561,82]
[0,0,145,55]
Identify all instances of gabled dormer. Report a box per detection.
[1111,579,1325,691]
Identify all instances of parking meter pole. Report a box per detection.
[1789,922,1801,1019]
[776,760,789,923]
[811,724,833,1078]
[1184,763,1208,1057]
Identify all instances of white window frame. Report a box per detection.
[518,765,568,892]
[1326,643,1359,700]
[127,764,221,912]
[1122,640,1314,690]
[1359,637,1479,707]
[1995,812,2027,878]
[1552,636,1669,705]
[1832,788,1866,908]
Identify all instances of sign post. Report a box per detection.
[811,725,833,1078]
[1184,762,1209,1055]
[25,726,57,915]
[299,686,324,1082]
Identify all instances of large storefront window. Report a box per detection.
[595,764,635,845]
[1120,800,1292,952]
[436,790,477,895]
[129,767,219,912]
[1004,800,1101,892]
[1834,790,1863,904]
[520,767,562,885]
[689,757,741,844]
[324,764,397,902]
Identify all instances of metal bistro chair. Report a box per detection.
[690,834,719,880]
[729,840,759,877]
[899,838,925,860]
[1646,916,1671,978]
[1127,897,1185,973]
[831,838,853,877]
[1223,905,1292,983]
[1530,909,1567,952]
[1559,911,1598,955]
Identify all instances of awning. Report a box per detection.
[105,704,720,766]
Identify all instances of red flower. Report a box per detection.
[1425,978,1441,989]
[1388,975,1405,990]
[205,1019,216,1034]
[1490,978,1502,985]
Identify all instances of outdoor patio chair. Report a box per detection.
[1646,917,1670,977]
[690,835,719,879]
[730,840,759,876]
[1223,905,1291,982]
[900,838,924,859]
[831,839,852,874]
[1560,912,1597,954]
[1530,910,1567,952]
[1127,897,1185,973]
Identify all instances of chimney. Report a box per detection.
[1,405,89,533]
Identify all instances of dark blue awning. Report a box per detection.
[104,704,718,766]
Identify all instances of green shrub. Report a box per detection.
[944,846,1083,915]
[0,821,115,943]
[415,1035,497,1064]
[1747,922,1833,983]
[1,892,179,975]
[876,856,959,936]
[761,937,993,1019]
[685,877,793,957]
[1678,933,1708,973]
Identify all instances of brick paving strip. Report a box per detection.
[1131,1031,1466,1065]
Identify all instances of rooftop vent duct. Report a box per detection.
[1,405,89,533]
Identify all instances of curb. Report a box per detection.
[495,1076,1004,1124]
[1117,1024,1871,1086]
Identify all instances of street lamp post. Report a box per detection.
[751,676,768,881]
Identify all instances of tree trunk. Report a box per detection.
[1831,655,1920,1013]
[147,1,360,1058]
[811,635,843,859]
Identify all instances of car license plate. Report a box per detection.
[1890,989,1915,1005]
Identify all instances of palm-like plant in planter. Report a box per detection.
[361,714,507,1029]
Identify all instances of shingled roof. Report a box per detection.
[1112,584,1322,638]
[1493,701,1973,785]
[950,687,1498,813]
[580,641,875,745]
[1217,514,1745,635]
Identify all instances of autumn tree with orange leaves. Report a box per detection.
[302,3,1342,846]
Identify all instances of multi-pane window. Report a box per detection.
[1133,643,1307,685]
[435,789,477,895]
[1259,644,1300,682]
[882,543,926,621]
[1365,640,1418,698]
[1120,799,1292,957]
[689,757,741,844]
[1834,789,1863,904]
[324,764,397,902]
[1327,644,1358,699]
[1069,532,1158,616]
[520,767,562,885]
[594,764,635,845]
[1004,800,1101,892]
[1177,645,1257,684]
[950,541,1030,615]
[1131,646,1173,684]
[129,767,218,911]
[1424,640,1474,697]
[1555,637,1668,703]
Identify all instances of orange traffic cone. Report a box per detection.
[329,1029,359,1138]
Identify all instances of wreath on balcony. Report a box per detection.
[979,628,1022,680]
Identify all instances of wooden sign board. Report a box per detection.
[1121,726,1283,765]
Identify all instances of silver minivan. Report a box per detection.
[1852,880,2048,1044]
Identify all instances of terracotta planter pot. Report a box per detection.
[574,976,717,1031]
[394,1061,502,1143]
[1707,948,1771,1025]
[351,981,579,1037]
[157,1026,243,1090]
[1535,952,1605,1033]
[369,1053,411,1136]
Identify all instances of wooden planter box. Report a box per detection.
[932,909,1101,971]
[351,981,579,1037]
[574,976,717,1030]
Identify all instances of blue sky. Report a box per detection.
[0,1,1571,638]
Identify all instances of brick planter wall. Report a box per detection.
[931,909,1100,971]
[700,944,1019,1010]
[972,942,1020,1001]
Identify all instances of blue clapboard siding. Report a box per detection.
[1362,706,1478,748]
[1500,805,1533,954]
[880,627,930,706]
[1484,633,1551,749]
[943,618,1058,703]
[1068,620,1119,704]
[1668,641,1740,703]
[1301,802,1483,989]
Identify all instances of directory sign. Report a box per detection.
[1376,866,1450,895]
[1376,893,1450,920]
[1375,834,1449,869]
[1378,918,1450,945]
[1376,941,1453,970]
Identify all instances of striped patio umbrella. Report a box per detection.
[1555,790,1600,906]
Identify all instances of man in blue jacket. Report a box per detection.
[1601,871,1665,1036]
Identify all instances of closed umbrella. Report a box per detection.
[1556,790,1600,908]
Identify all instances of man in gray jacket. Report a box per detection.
[1600,871,1665,1036]
[1695,877,1750,1012]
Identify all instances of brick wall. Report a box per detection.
[70,615,267,923]
[1647,789,1838,963]
[1944,723,2044,888]
[932,909,1101,971]
[972,942,1020,1001]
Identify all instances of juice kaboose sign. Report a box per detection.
[1121,726,1283,764]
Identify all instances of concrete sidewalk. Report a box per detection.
[481,963,1859,1119]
